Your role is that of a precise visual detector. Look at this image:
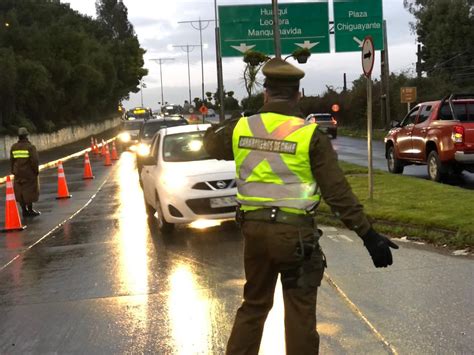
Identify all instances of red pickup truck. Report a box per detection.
[384,94,474,182]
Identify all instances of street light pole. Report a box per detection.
[272,0,281,58]
[214,0,226,122]
[150,58,175,106]
[140,80,144,107]
[178,18,214,121]
[172,44,201,105]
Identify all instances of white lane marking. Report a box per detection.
[0,177,110,272]
[326,235,340,242]
[337,234,354,242]
[324,272,399,355]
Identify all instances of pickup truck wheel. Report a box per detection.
[155,193,174,234]
[427,151,448,182]
[387,146,404,174]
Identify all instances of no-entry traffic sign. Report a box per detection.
[361,36,375,77]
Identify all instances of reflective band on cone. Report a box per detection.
[101,140,106,156]
[56,161,72,199]
[1,176,27,232]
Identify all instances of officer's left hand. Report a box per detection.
[361,228,399,268]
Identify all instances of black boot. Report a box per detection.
[27,204,41,217]
[21,204,29,218]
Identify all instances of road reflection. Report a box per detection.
[168,263,214,354]
[116,152,149,324]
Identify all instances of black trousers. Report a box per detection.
[226,221,325,355]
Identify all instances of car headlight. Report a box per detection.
[119,132,131,142]
[137,143,150,156]
[161,172,187,190]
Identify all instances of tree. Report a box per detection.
[404,0,474,84]
[0,0,147,134]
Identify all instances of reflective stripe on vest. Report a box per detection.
[12,150,30,159]
[232,113,320,212]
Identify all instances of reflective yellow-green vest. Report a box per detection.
[232,113,320,214]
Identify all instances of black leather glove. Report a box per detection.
[361,228,399,268]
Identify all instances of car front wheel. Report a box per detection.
[387,145,404,174]
[155,193,174,234]
[427,151,448,182]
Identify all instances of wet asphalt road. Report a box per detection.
[332,136,474,189]
[0,143,473,354]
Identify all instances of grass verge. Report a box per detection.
[317,161,474,249]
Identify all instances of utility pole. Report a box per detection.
[214,0,226,122]
[178,18,214,121]
[150,58,175,107]
[416,44,423,78]
[380,20,391,129]
[272,0,281,58]
[140,80,144,107]
[172,44,201,105]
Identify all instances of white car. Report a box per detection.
[140,124,237,233]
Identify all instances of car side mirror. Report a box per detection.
[390,120,400,128]
[142,155,156,166]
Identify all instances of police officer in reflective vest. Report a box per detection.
[10,127,41,217]
[203,58,398,355]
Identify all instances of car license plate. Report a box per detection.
[210,196,237,208]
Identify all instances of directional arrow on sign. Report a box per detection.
[230,43,256,54]
[295,40,319,50]
[364,51,372,60]
[353,36,363,48]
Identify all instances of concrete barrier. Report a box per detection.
[0,116,121,160]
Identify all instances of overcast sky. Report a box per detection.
[65,0,418,109]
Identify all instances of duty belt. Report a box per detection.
[240,207,314,227]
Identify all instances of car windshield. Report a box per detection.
[123,121,143,130]
[313,114,332,121]
[142,122,167,138]
[439,102,474,122]
[163,131,210,162]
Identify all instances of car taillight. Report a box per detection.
[452,125,464,144]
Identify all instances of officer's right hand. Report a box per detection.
[361,229,399,268]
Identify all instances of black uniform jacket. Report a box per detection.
[204,100,371,236]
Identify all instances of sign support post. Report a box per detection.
[271,0,281,58]
[362,36,375,201]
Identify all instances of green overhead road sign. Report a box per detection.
[334,0,383,52]
[218,2,330,57]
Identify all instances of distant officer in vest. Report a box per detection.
[203,58,398,355]
[10,127,41,217]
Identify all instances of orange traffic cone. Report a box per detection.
[56,161,72,199]
[104,144,112,166]
[101,140,106,156]
[90,137,95,152]
[83,152,94,179]
[1,176,27,232]
[94,138,99,155]
[111,141,119,160]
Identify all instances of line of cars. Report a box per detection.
[118,106,237,234]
